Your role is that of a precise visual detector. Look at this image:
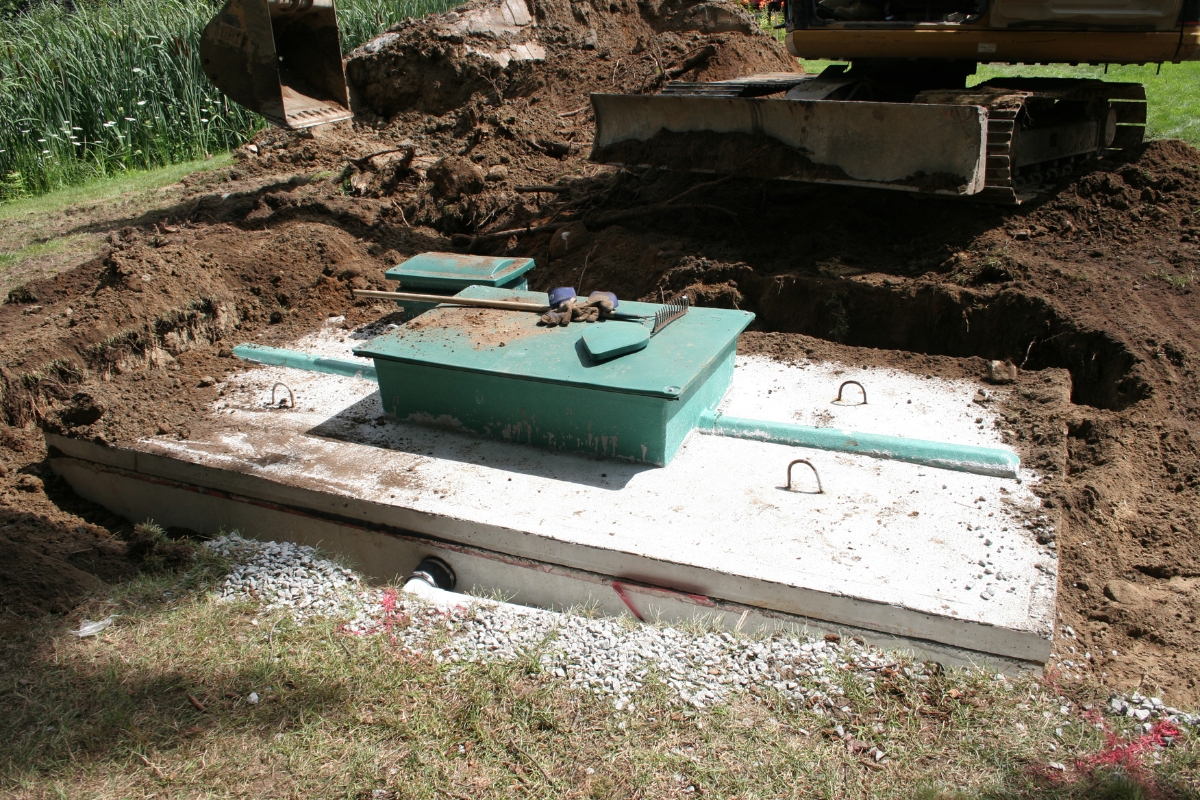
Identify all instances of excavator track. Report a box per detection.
[920,80,1148,205]
[592,74,1147,205]
[976,105,1024,205]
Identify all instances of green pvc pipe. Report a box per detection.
[232,344,377,382]
[698,410,1020,478]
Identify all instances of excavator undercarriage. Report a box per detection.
[585,0,1191,204]
[590,64,1148,204]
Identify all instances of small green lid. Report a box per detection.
[384,252,536,293]
[581,323,650,361]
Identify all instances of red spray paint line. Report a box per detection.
[1028,711,1182,794]
[1076,719,1182,775]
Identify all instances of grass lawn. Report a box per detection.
[1,546,1195,799]
[0,154,232,223]
[975,62,1200,145]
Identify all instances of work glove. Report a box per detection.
[540,300,577,326]
[539,291,616,326]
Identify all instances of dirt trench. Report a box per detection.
[1,0,1199,704]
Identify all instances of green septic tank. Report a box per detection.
[384,252,537,321]
[353,286,755,466]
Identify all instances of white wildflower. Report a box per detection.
[124,117,136,122]
[137,100,148,106]
[103,121,116,127]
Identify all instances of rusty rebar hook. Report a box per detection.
[785,459,823,494]
[835,380,867,405]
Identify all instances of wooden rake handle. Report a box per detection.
[352,289,550,312]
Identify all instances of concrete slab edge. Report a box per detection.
[50,453,1038,674]
[47,434,1050,664]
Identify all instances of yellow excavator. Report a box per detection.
[200,0,1200,203]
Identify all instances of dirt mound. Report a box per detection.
[0,0,1199,703]
[346,0,794,116]
[228,0,796,235]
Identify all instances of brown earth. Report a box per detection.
[1,0,1198,703]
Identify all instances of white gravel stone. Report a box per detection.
[205,534,364,623]
[206,536,1194,723]
[1105,691,1199,728]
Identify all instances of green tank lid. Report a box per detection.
[353,286,754,465]
[384,252,536,292]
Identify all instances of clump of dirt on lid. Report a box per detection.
[402,298,547,349]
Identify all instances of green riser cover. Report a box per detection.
[374,345,736,466]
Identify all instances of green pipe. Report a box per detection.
[232,344,377,382]
[698,410,1019,478]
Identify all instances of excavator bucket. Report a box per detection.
[200,0,352,129]
[590,91,988,196]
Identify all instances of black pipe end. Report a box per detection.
[411,556,456,591]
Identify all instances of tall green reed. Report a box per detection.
[0,0,458,203]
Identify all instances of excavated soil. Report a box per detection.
[2,0,1199,703]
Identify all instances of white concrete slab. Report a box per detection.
[721,357,1015,452]
[59,341,1058,663]
[281,314,379,366]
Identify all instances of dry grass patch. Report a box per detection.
[1,555,1196,799]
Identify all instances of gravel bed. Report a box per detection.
[344,587,900,714]
[1109,693,1200,730]
[204,535,1198,729]
[439,610,893,713]
[206,535,906,713]
[206,534,364,620]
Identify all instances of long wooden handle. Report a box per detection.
[352,289,549,312]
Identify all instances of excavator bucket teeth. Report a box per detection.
[589,93,988,196]
[200,0,352,129]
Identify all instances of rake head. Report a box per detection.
[650,295,690,336]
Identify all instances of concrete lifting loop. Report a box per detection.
[835,380,867,405]
[270,383,295,409]
[786,458,823,494]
